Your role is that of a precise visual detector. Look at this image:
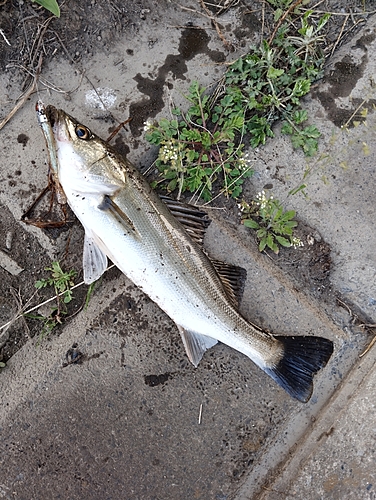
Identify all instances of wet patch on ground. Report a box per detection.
[129,27,226,138]
[312,28,376,128]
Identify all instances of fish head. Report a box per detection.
[45,105,127,196]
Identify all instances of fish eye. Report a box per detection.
[75,125,91,140]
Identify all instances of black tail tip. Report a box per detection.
[265,336,334,403]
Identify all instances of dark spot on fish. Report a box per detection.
[14,170,22,176]
[17,133,29,147]
[144,372,172,387]
[126,49,134,55]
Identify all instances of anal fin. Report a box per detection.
[177,326,218,367]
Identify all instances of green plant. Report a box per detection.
[32,0,60,17]
[145,9,329,203]
[26,309,62,343]
[30,261,77,341]
[145,81,254,202]
[224,10,329,156]
[0,361,5,371]
[35,261,76,303]
[240,191,303,253]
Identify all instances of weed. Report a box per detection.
[0,361,5,371]
[239,191,303,253]
[145,81,254,202]
[35,261,76,303]
[31,0,60,17]
[30,261,77,341]
[25,309,61,343]
[145,8,329,201]
[224,10,329,157]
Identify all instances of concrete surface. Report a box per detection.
[0,2,375,499]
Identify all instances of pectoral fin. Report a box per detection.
[178,326,218,367]
[83,231,108,284]
[98,195,137,235]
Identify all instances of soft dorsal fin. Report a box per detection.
[160,195,210,246]
[211,260,247,309]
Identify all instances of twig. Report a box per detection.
[336,296,354,319]
[106,118,132,143]
[330,13,350,57]
[359,335,376,358]
[268,0,304,45]
[174,2,212,19]
[341,98,367,129]
[9,287,30,337]
[198,0,234,50]
[198,403,203,424]
[0,28,11,46]
[0,54,43,131]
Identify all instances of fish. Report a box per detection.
[39,104,334,403]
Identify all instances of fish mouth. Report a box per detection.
[45,105,70,143]
[45,105,58,128]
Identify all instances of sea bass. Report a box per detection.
[38,104,333,403]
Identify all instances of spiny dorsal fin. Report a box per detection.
[160,195,210,246]
[160,196,245,308]
[211,260,247,309]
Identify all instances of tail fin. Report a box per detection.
[264,336,333,403]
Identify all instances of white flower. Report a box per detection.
[143,118,153,132]
[291,236,304,248]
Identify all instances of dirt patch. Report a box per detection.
[272,222,332,299]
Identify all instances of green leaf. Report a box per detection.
[275,235,291,247]
[274,8,283,22]
[288,184,307,196]
[267,67,285,79]
[303,125,320,138]
[243,219,259,229]
[186,149,197,163]
[32,0,60,16]
[259,238,267,252]
[281,122,293,135]
[317,13,331,31]
[167,178,177,192]
[266,233,278,253]
[281,210,296,221]
[35,280,47,289]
